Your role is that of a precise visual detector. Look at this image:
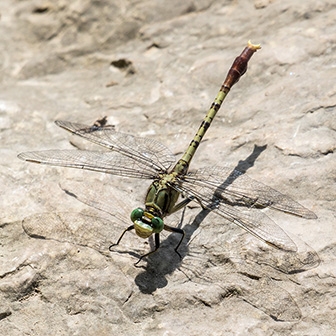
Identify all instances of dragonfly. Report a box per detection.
[18,42,317,265]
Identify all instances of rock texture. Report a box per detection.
[1,0,335,335]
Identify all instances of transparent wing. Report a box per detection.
[22,212,123,254]
[177,166,316,251]
[18,149,159,179]
[182,166,316,218]
[180,184,297,252]
[18,120,177,178]
[22,210,152,258]
[55,120,176,171]
[215,203,297,251]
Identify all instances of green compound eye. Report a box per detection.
[151,216,164,233]
[130,208,144,222]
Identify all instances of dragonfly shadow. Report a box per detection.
[183,144,268,246]
[134,145,268,293]
[180,143,319,274]
[134,144,319,320]
[234,144,267,174]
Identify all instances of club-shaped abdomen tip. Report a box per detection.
[248,40,261,50]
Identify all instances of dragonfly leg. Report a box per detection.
[109,225,134,251]
[164,225,185,259]
[170,195,208,214]
[169,197,194,214]
[134,233,161,266]
[134,226,185,266]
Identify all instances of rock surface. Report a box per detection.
[1,0,335,335]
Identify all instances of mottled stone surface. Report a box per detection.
[1,0,335,335]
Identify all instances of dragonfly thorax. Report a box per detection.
[130,174,181,239]
[145,175,180,218]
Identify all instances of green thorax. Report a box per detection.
[144,172,180,218]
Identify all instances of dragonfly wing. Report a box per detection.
[177,177,297,252]
[18,150,158,179]
[22,212,121,254]
[59,179,138,220]
[215,203,297,252]
[182,166,316,219]
[55,120,176,171]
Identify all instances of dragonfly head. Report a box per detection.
[130,207,164,238]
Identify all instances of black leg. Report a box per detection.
[109,225,134,251]
[111,224,185,266]
[164,225,185,259]
[134,233,161,267]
